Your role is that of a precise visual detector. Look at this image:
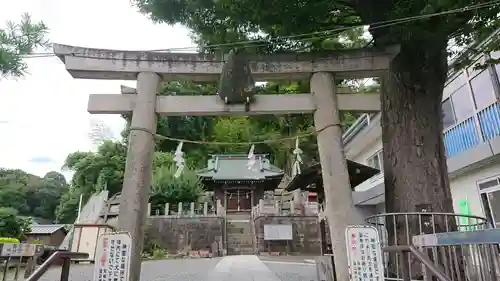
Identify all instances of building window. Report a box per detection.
[478,176,500,228]
[451,85,474,121]
[367,150,383,173]
[442,98,455,129]
[444,74,466,98]
[470,70,496,110]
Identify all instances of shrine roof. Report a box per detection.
[285,160,379,192]
[197,154,284,181]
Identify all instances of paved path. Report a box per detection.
[32,255,317,281]
[260,256,318,281]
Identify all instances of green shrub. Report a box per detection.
[152,247,168,260]
[30,239,43,245]
[0,237,20,243]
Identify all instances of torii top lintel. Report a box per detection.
[53,44,399,81]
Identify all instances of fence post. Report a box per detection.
[203,202,208,216]
[24,257,37,278]
[216,199,222,215]
[190,202,195,216]
[178,202,183,217]
[60,257,71,281]
[147,203,151,217]
[165,203,169,216]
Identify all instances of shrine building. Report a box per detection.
[197,154,284,213]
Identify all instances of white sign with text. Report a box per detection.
[264,224,293,240]
[345,225,384,281]
[93,232,132,281]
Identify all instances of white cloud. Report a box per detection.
[0,0,194,179]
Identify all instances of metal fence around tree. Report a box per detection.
[365,212,500,281]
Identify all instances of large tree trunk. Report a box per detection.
[382,37,453,215]
[381,37,464,279]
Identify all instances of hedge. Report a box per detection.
[0,237,21,243]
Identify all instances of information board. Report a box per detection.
[93,232,132,281]
[0,243,38,257]
[264,224,293,240]
[345,225,384,281]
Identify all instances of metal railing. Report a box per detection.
[0,243,43,281]
[0,256,32,281]
[366,212,497,281]
[412,228,500,281]
[383,245,452,281]
[342,113,372,144]
[1,248,87,281]
[25,251,88,281]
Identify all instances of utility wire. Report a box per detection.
[12,1,500,146]
[21,0,500,59]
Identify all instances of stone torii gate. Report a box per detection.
[53,44,397,281]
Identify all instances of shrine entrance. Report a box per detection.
[53,42,393,281]
[225,188,253,212]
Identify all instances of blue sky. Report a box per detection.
[0,0,194,180]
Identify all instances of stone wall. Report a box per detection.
[145,216,224,254]
[253,216,322,255]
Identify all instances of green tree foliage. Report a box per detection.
[55,188,82,224]
[150,165,204,208]
[58,139,202,222]
[0,208,32,239]
[63,141,127,197]
[131,0,499,222]
[0,13,49,78]
[57,140,127,223]
[0,169,67,222]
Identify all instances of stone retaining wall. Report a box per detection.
[145,217,224,254]
[253,216,322,255]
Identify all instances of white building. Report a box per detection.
[347,33,500,226]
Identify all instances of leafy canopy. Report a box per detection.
[0,169,68,222]
[0,208,32,239]
[0,13,49,78]
[132,1,499,62]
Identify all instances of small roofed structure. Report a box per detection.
[25,224,67,247]
[285,161,378,256]
[198,154,284,213]
[285,160,379,202]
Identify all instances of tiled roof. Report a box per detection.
[197,154,283,180]
[28,224,65,235]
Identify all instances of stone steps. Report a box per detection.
[226,214,254,255]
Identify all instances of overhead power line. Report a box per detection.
[21,0,500,59]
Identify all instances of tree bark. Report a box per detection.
[382,36,453,214]
[380,36,464,279]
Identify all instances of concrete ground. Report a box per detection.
[26,255,318,281]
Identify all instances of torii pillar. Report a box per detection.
[119,72,160,281]
[311,72,366,274]
[53,44,397,281]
